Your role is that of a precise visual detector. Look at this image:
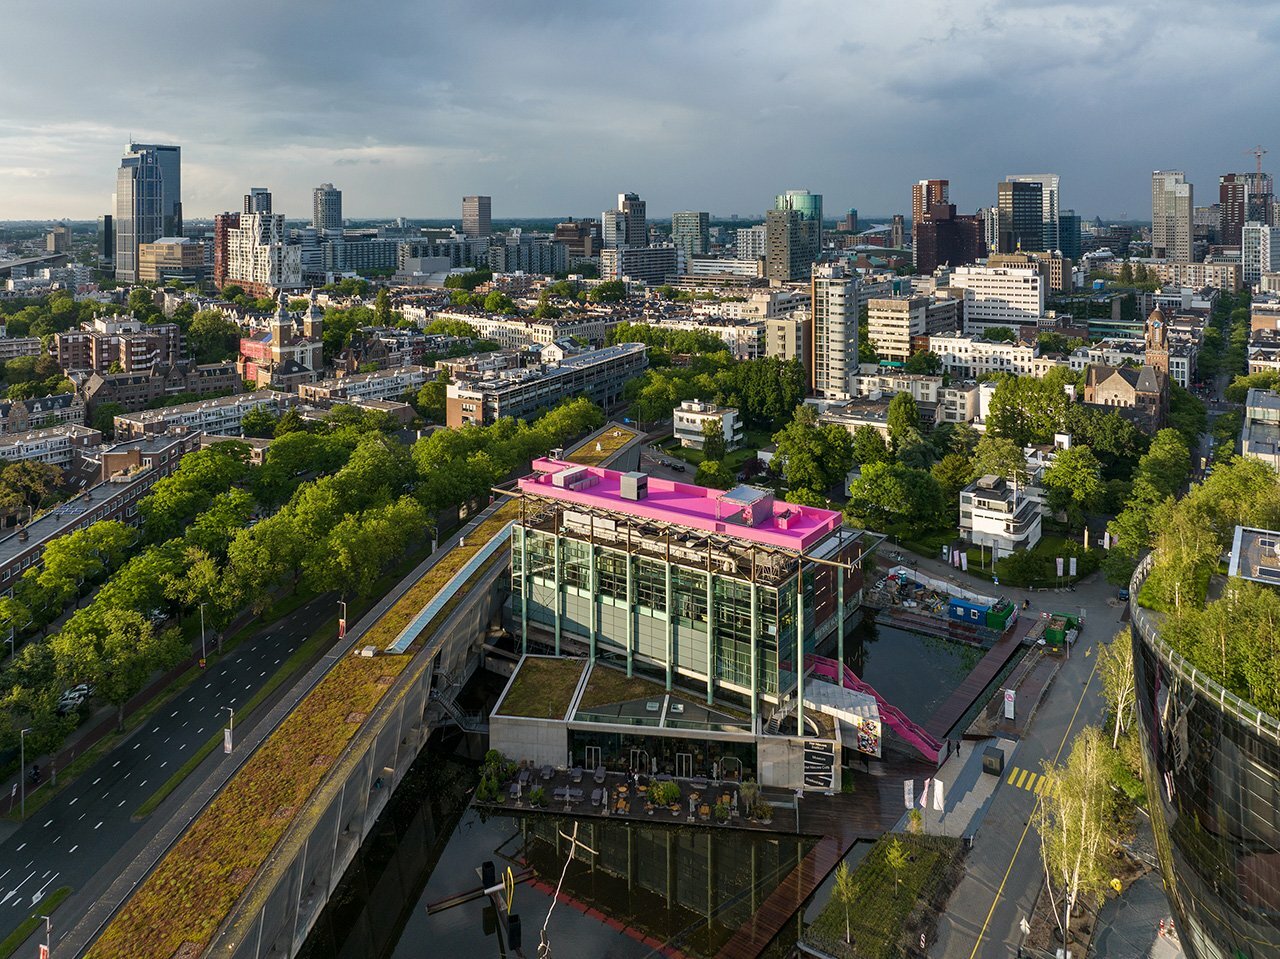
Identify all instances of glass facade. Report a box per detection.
[512,526,852,715]
[1131,560,1280,959]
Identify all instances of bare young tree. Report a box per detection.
[833,860,857,944]
[1034,726,1117,945]
[1098,629,1136,748]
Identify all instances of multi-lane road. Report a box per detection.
[0,596,333,949]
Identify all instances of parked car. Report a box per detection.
[670,462,686,472]
[1117,587,1130,601]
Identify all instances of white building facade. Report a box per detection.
[672,399,744,450]
[948,265,1044,335]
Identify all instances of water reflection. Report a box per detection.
[848,619,981,721]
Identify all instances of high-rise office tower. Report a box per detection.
[671,211,710,258]
[1248,173,1274,228]
[911,180,949,266]
[914,205,985,274]
[602,193,647,249]
[1242,221,1280,284]
[1219,173,1250,247]
[996,180,1044,253]
[775,189,823,225]
[837,209,859,233]
[313,183,342,232]
[114,143,181,283]
[1152,171,1193,261]
[810,263,859,399]
[213,212,240,290]
[980,206,999,256]
[462,195,492,237]
[1057,210,1082,262]
[97,215,114,275]
[1005,174,1060,250]
[767,190,822,280]
[244,188,272,215]
[912,180,949,227]
[765,210,807,283]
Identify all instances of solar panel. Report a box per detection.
[1252,565,1280,582]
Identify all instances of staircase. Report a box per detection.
[428,669,488,734]
[805,654,944,764]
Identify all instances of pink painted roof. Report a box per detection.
[518,458,842,552]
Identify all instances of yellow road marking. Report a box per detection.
[1006,768,1019,785]
[1023,773,1038,792]
[966,652,1102,959]
[1015,768,1029,788]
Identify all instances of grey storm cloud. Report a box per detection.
[2,0,1280,220]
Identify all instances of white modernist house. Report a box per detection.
[959,474,1043,559]
[672,399,744,451]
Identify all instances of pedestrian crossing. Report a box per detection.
[1005,765,1056,796]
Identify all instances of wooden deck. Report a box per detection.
[712,757,933,959]
[924,615,1030,741]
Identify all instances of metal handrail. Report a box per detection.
[1129,552,1280,744]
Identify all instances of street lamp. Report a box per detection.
[198,602,207,666]
[19,727,32,819]
[222,706,234,753]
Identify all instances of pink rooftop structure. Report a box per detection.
[518,458,843,553]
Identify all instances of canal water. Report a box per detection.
[298,618,979,959]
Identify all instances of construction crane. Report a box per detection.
[1247,145,1269,194]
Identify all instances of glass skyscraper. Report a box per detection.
[114,143,181,283]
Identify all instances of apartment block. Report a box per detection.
[948,264,1044,335]
[295,366,431,407]
[113,390,296,440]
[866,295,960,362]
[446,343,647,428]
[54,316,184,375]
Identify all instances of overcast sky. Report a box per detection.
[2,0,1278,222]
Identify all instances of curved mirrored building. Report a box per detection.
[1130,554,1280,959]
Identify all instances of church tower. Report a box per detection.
[1144,305,1169,374]
[303,289,324,340]
[270,290,292,366]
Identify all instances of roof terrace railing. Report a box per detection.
[1130,551,1280,744]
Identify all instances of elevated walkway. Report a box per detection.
[805,654,944,764]
[924,615,1030,742]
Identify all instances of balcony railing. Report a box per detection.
[1130,551,1280,744]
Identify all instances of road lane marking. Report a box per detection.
[170,710,178,718]
[68,845,78,854]
[117,800,125,807]
[68,797,77,806]
[1014,769,1028,788]
[160,761,167,768]
[133,742,141,749]
[967,648,1102,959]
[111,760,120,767]
[42,820,51,828]
[15,843,26,852]
[92,778,101,785]
[94,821,103,829]
[152,726,160,733]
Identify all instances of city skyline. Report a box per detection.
[3,0,1280,221]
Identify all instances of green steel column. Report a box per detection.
[626,553,634,677]
[795,567,805,738]
[519,525,528,655]
[665,559,674,691]
[588,525,598,663]
[749,579,759,729]
[837,565,845,670]
[553,532,562,656]
[705,564,715,706]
